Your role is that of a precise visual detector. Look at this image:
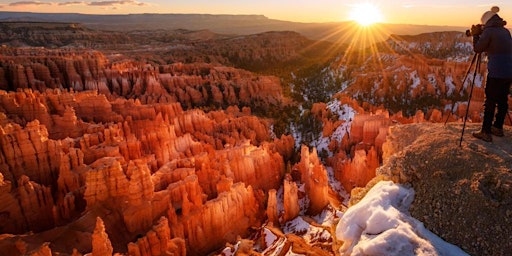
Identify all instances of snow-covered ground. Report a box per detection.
[220,180,469,256]
[313,99,357,157]
[336,180,469,256]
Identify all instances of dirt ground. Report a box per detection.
[377,122,512,256]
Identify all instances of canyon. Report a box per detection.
[0,17,510,256]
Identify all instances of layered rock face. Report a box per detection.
[0,48,294,255]
[0,48,285,113]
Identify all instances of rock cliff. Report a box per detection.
[378,123,512,256]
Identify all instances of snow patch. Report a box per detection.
[335,181,469,256]
[445,75,456,96]
[220,241,240,256]
[409,71,421,90]
[263,228,278,248]
[262,234,287,255]
[283,217,332,244]
[312,205,343,227]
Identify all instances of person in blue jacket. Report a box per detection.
[471,6,512,142]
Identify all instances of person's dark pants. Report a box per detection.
[482,76,512,133]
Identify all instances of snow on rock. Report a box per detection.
[409,70,421,90]
[220,242,239,256]
[263,227,279,248]
[261,234,287,255]
[283,216,332,245]
[313,100,356,157]
[312,204,343,228]
[445,75,456,96]
[335,180,469,256]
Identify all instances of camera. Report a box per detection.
[466,24,483,37]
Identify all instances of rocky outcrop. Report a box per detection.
[378,123,512,256]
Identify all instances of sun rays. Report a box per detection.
[348,3,384,27]
[293,13,430,105]
[292,0,428,92]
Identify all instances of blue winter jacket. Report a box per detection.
[473,14,512,79]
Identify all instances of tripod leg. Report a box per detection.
[460,54,481,146]
[444,53,478,125]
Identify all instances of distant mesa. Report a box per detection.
[0,11,466,41]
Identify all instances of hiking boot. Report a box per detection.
[472,131,492,142]
[491,127,504,137]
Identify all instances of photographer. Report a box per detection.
[471,6,512,142]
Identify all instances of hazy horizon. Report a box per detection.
[0,1,511,27]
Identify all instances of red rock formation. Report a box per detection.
[177,182,261,255]
[266,189,278,225]
[282,178,300,223]
[271,135,295,162]
[127,217,186,256]
[223,142,285,192]
[17,175,56,232]
[0,172,26,234]
[0,49,294,255]
[124,159,155,234]
[216,176,233,194]
[349,112,391,148]
[334,147,379,192]
[0,120,61,186]
[294,146,329,215]
[0,48,285,113]
[91,217,113,256]
[27,243,52,256]
[167,174,204,212]
[83,157,129,210]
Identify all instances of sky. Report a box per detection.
[0,0,511,26]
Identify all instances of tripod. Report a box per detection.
[458,53,482,147]
[444,53,480,126]
[445,52,512,146]
[442,52,482,146]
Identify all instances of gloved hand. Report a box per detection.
[471,24,483,36]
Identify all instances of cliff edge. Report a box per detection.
[378,123,512,256]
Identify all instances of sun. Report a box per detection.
[349,3,384,26]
